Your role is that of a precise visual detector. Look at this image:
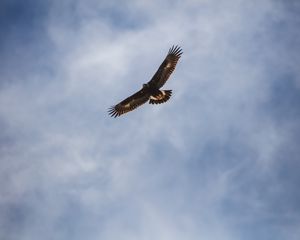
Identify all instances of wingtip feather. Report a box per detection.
[108,106,120,118]
[168,45,183,57]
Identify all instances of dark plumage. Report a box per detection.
[108,45,183,118]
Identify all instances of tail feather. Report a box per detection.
[149,90,172,104]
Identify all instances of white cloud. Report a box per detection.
[1,0,300,240]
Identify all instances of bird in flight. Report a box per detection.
[108,45,183,117]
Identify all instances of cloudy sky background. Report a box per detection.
[1,0,300,239]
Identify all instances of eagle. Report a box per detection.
[108,45,183,118]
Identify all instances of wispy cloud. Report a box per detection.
[1,0,300,239]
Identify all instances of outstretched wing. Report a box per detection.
[108,89,150,117]
[149,45,183,89]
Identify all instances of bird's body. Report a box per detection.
[108,45,182,118]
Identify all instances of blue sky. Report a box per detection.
[1,0,300,239]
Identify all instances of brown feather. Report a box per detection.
[108,89,150,117]
[108,45,182,117]
[149,45,183,89]
[149,90,172,104]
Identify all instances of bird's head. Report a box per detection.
[142,83,149,89]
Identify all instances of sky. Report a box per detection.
[0,0,300,239]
